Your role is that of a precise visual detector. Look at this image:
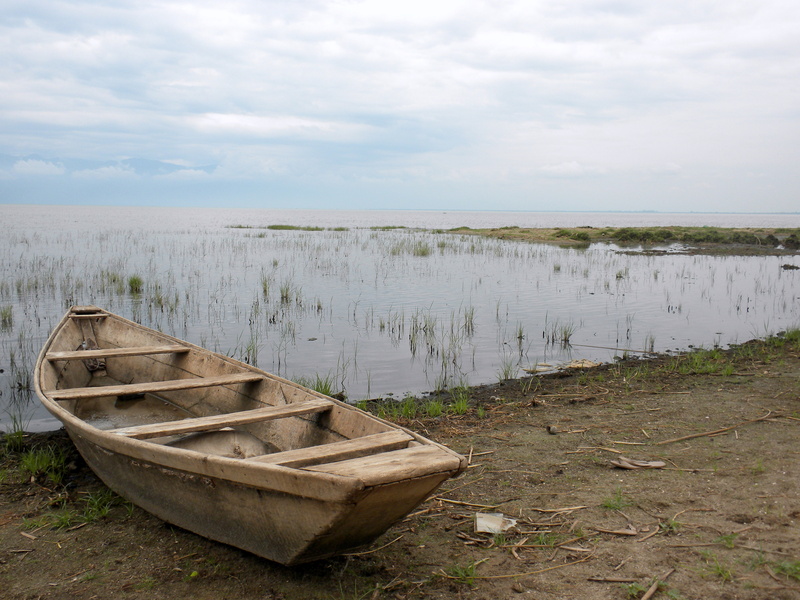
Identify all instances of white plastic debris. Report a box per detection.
[474,512,518,534]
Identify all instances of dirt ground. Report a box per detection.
[2,337,799,600]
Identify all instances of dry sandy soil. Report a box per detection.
[2,336,799,600]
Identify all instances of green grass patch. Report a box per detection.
[127,275,144,294]
[23,487,130,530]
[772,560,800,580]
[20,445,69,486]
[671,348,729,374]
[425,399,444,418]
[446,561,479,585]
[600,488,633,511]
[266,224,324,231]
[448,388,470,415]
[0,305,12,330]
[699,550,734,582]
[293,373,336,397]
[659,519,682,534]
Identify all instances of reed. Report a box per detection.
[2,214,799,428]
[497,353,519,381]
[448,387,470,415]
[0,306,12,331]
[128,275,144,294]
[293,373,336,397]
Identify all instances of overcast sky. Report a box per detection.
[1,1,799,212]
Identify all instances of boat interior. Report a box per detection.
[40,308,459,482]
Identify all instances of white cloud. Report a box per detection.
[0,0,799,211]
[155,168,212,180]
[72,165,138,179]
[540,161,606,177]
[12,159,65,176]
[187,114,373,141]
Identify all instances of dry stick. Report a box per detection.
[636,529,660,543]
[641,568,675,600]
[344,535,403,557]
[612,441,646,445]
[436,498,500,510]
[434,476,485,498]
[530,505,589,513]
[655,411,774,445]
[592,526,638,536]
[406,506,444,519]
[500,535,587,550]
[739,544,794,557]
[441,554,594,580]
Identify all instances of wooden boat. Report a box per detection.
[34,306,466,565]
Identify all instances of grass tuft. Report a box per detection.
[600,488,633,511]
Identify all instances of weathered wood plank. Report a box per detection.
[109,398,334,439]
[48,372,264,400]
[250,430,413,467]
[304,445,463,486]
[46,344,190,361]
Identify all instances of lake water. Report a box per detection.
[2,205,799,431]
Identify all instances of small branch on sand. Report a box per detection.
[343,535,403,557]
[439,554,594,580]
[435,498,500,509]
[529,505,589,513]
[641,568,675,600]
[655,411,774,445]
[588,576,639,583]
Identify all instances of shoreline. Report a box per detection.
[3,335,799,599]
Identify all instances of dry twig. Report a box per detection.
[655,411,774,445]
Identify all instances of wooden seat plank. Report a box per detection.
[48,372,264,401]
[249,431,414,468]
[46,344,190,361]
[109,398,333,439]
[304,445,462,486]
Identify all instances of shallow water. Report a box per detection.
[2,205,799,431]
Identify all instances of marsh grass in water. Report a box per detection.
[0,305,12,330]
[127,275,143,295]
[2,409,29,452]
[293,373,336,397]
[3,213,800,430]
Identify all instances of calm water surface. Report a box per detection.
[2,205,799,431]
